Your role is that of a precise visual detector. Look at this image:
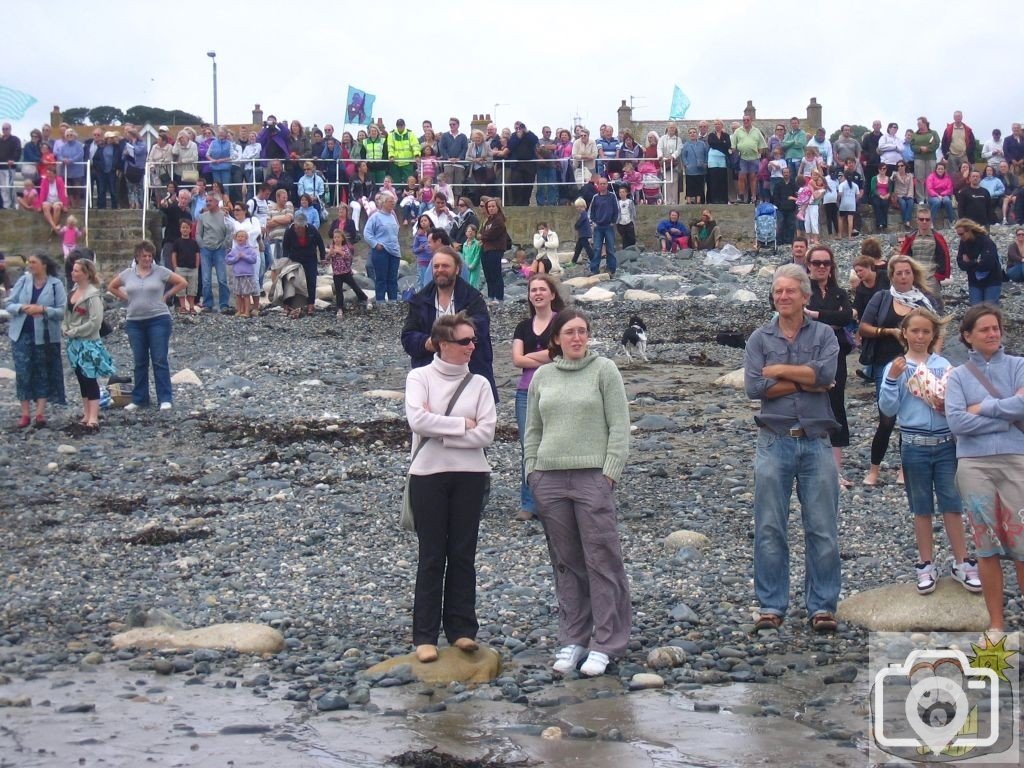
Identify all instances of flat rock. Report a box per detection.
[729,289,759,303]
[664,530,710,551]
[0,367,13,380]
[364,389,405,401]
[171,368,203,386]
[757,265,776,279]
[364,646,501,685]
[563,274,610,288]
[837,578,988,631]
[633,415,678,432]
[623,289,662,302]
[629,673,665,690]
[111,623,285,655]
[714,368,746,390]
[577,286,616,302]
[729,264,755,277]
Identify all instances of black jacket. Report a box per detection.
[401,278,497,402]
[957,233,1002,287]
[282,224,325,263]
[772,180,798,211]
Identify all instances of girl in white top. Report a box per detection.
[837,174,861,239]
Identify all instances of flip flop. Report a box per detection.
[754,614,783,631]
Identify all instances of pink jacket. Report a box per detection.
[35,176,68,209]
[926,172,953,198]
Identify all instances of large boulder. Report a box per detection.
[364,645,501,684]
[112,623,285,655]
[577,286,616,302]
[563,274,610,289]
[714,368,745,390]
[837,579,988,631]
[623,289,662,302]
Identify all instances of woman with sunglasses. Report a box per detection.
[525,308,631,677]
[893,161,916,229]
[1005,228,1024,282]
[404,312,496,663]
[878,122,904,174]
[803,245,855,486]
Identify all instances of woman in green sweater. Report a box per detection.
[524,308,631,677]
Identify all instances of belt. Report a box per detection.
[787,427,807,438]
[902,433,955,446]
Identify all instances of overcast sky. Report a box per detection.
[5,0,1020,143]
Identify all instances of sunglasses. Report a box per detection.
[447,336,478,346]
[808,260,832,267]
[918,218,931,222]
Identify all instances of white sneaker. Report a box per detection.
[580,651,610,677]
[916,561,937,595]
[951,558,983,593]
[159,402,172,411]
[552,644,587,675]
[123,403,140,412]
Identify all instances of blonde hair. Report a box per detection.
[953,217,988,237]
[65,215,78,228]
[574,198,586,210]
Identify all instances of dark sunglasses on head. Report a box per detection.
[448,336,478,346]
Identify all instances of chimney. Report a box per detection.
[743,100,756,120]
[51,105,62,129]
[252,103,263,126]
[806,97,822,132]
[470,113,491,134]
[617,99,633,136]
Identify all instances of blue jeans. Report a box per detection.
[211,168,232,198]
[1007,263,1024,282]
[417,263,431,290]
[125,314,173,406]
[200,247,230,309]
[591,225,617,274]
[752,430,840,618]
[900,440,961,518]
[536,166,557,206]
[370,248,398,300]
[515,389,535,514]
[97,170,118,209]
[929,196,955,226]
[898,196,915,225]
[968,283,1001,306]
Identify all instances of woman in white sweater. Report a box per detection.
[405,312,497,663]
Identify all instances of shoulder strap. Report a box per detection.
[409,372,475,462]
[964,360,1024,433]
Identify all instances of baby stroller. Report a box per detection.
[754,202,778,254]
[637,159,662,205]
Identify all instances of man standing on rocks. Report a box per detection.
[0,123,21,210]
[587,177,618,277]
[899,209,951,283]
[196,195,234,313]
[401,247,497,403]
[940,111,976,170]
[744,264,841,634]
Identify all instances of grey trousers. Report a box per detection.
[529,468,632,656]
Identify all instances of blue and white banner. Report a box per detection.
[0,86,37,120]
[345,87,376,126]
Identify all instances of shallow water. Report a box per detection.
[0,663,871,767]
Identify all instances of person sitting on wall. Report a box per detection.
[656,210,690,253]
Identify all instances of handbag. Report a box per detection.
[963,361,1024,434]
[125,165,144,184]
[181,169,199,184]
[400,372,475,532]
[99,317,113,337]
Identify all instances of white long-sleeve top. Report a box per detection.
[405,356,496,475]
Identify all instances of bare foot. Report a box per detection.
[453,638,478,652]
[415,644,438,663]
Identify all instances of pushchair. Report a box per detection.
[754,202,778,254]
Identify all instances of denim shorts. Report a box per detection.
[739,159,760,174]
[900,439,961,517]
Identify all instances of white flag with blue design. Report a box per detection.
[669,86,690,120]
[0,86,37,119]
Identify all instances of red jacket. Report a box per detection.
[940,123,977,163]
[35,176,68,209]
[900,230,951,282]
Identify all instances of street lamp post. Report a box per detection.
[207,51,218,126]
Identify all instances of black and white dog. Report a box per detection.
[620,316,648,362]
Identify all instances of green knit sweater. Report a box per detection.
[524,351,630,482]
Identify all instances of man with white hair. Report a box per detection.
[744,263,841,635]
[940,110,976,169]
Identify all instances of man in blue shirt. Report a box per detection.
[364,195,401,301]
[744,264,841,634]
[587,177,618,276]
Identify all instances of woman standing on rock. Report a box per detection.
[6,252,66,428]
[479,199,507,301]
[525,308,631,677]
[512,274,565,522]
[945,304,1024,633]
[107,241,187,411]
[879,308,981,596]
[405,312,496,663]
[63,259,115,432]
[803,245,854,487]
[860,255,944,486]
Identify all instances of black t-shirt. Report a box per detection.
[173,237,200,269]
[513,316,555,390]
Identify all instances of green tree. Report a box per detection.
[88,106,124,126]
[830,125,869,143]
[62,107,90,126]
[123,105,204,127]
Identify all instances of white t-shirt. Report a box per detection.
[617,198,633,225]
[838,181,859,212]
[247,196,270,228]
[768,159,787,179]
